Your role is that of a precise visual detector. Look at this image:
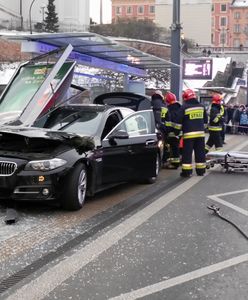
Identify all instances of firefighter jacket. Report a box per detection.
[208,104,225,132]
[151,98,171,134]
[176,98,208,139]
[167,102,182,137]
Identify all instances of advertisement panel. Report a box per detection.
[0,61,74,114]
[182,58,213,80]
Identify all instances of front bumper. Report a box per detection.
[0,167,68,201]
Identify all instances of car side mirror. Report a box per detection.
[108,130,129,146]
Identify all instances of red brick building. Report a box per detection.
[112,0,155,22]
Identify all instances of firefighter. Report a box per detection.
[164,91,181,169]
[177,89,208,177]
[205,93,224,153]
[151,90,171,165]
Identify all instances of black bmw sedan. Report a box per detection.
[0,104,162,210]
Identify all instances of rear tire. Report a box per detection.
[60,163,87,211]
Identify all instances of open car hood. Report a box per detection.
[93,92,151,111]
[0,126,95,154]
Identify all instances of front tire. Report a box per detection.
[146,153,160,184]
[60,163,87,211]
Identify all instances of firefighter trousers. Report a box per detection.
[205,131,223,153]
[168,136,180,167]
[181,137,206,176]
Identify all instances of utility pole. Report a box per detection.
[170,0,181,101]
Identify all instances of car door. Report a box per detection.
[101,110,158,184]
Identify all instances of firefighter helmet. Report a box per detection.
[165,92,177,105]
[212,93,222,104]
[182,89,196,101]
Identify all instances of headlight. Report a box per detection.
[25,158,67,171]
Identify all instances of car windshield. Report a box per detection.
[49,110,103,135]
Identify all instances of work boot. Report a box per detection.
[180,172,192,178]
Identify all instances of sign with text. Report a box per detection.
[182,58,213,80]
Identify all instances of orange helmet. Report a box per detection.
[212,94,222,105]
[165,92,177,105]
[182,89,196,101]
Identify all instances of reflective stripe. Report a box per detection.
[182,164,193,170]
[165,121,172,127]
[171,122,182,130]
[196,163,206,169]
[168,132,176,137]
[161,107,168,118]
[215,147,223,151]
[205,145,211,150]
[208,126,222,131]
[171,158,180,163]
[183,131,205,139]
[185,107,204,113]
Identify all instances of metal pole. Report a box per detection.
[29,0,36,34]
[170,0,181,100]
[100,0,103,25]
[20,0,23,30]
[246,70,248,106]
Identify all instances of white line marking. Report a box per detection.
[6,139,248,300]
[5,177,205,300]
[109,253,248,300]
[210,189,248,197]
[208,195,248,216]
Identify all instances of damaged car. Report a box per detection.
[0,105,161,210]
[0,46,162,210]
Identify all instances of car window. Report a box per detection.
[49,110,103,135]
[101,112,122,139]
[108,110,154,138]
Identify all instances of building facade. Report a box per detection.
[155,0,212,46]
[112,0,155,22]
[211,0,248,48]
[229,0,248,47]
[0,0,90,32]
[211,0,231,47]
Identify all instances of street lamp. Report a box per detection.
[29,0,37,34]
[219,27,229,52]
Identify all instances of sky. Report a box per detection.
[90,0,112,24]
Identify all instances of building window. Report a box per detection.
[245,40,248,47]
[212,17,215,27]
[116,7,121,15]
[244,24,248,34]
[234,12,241,19]
[211,4,214,12]
[149,5,155,13]
[220,17,227,26]
[234,24,241,33]
[246,13,248,18]
[221,4,227,12]
[233,39,240,47]
[126,6,132,14]
[138,6,144,14]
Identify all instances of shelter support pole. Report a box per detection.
[123,73,129,92]
[247,70,248,106]
[170,0,181,101]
